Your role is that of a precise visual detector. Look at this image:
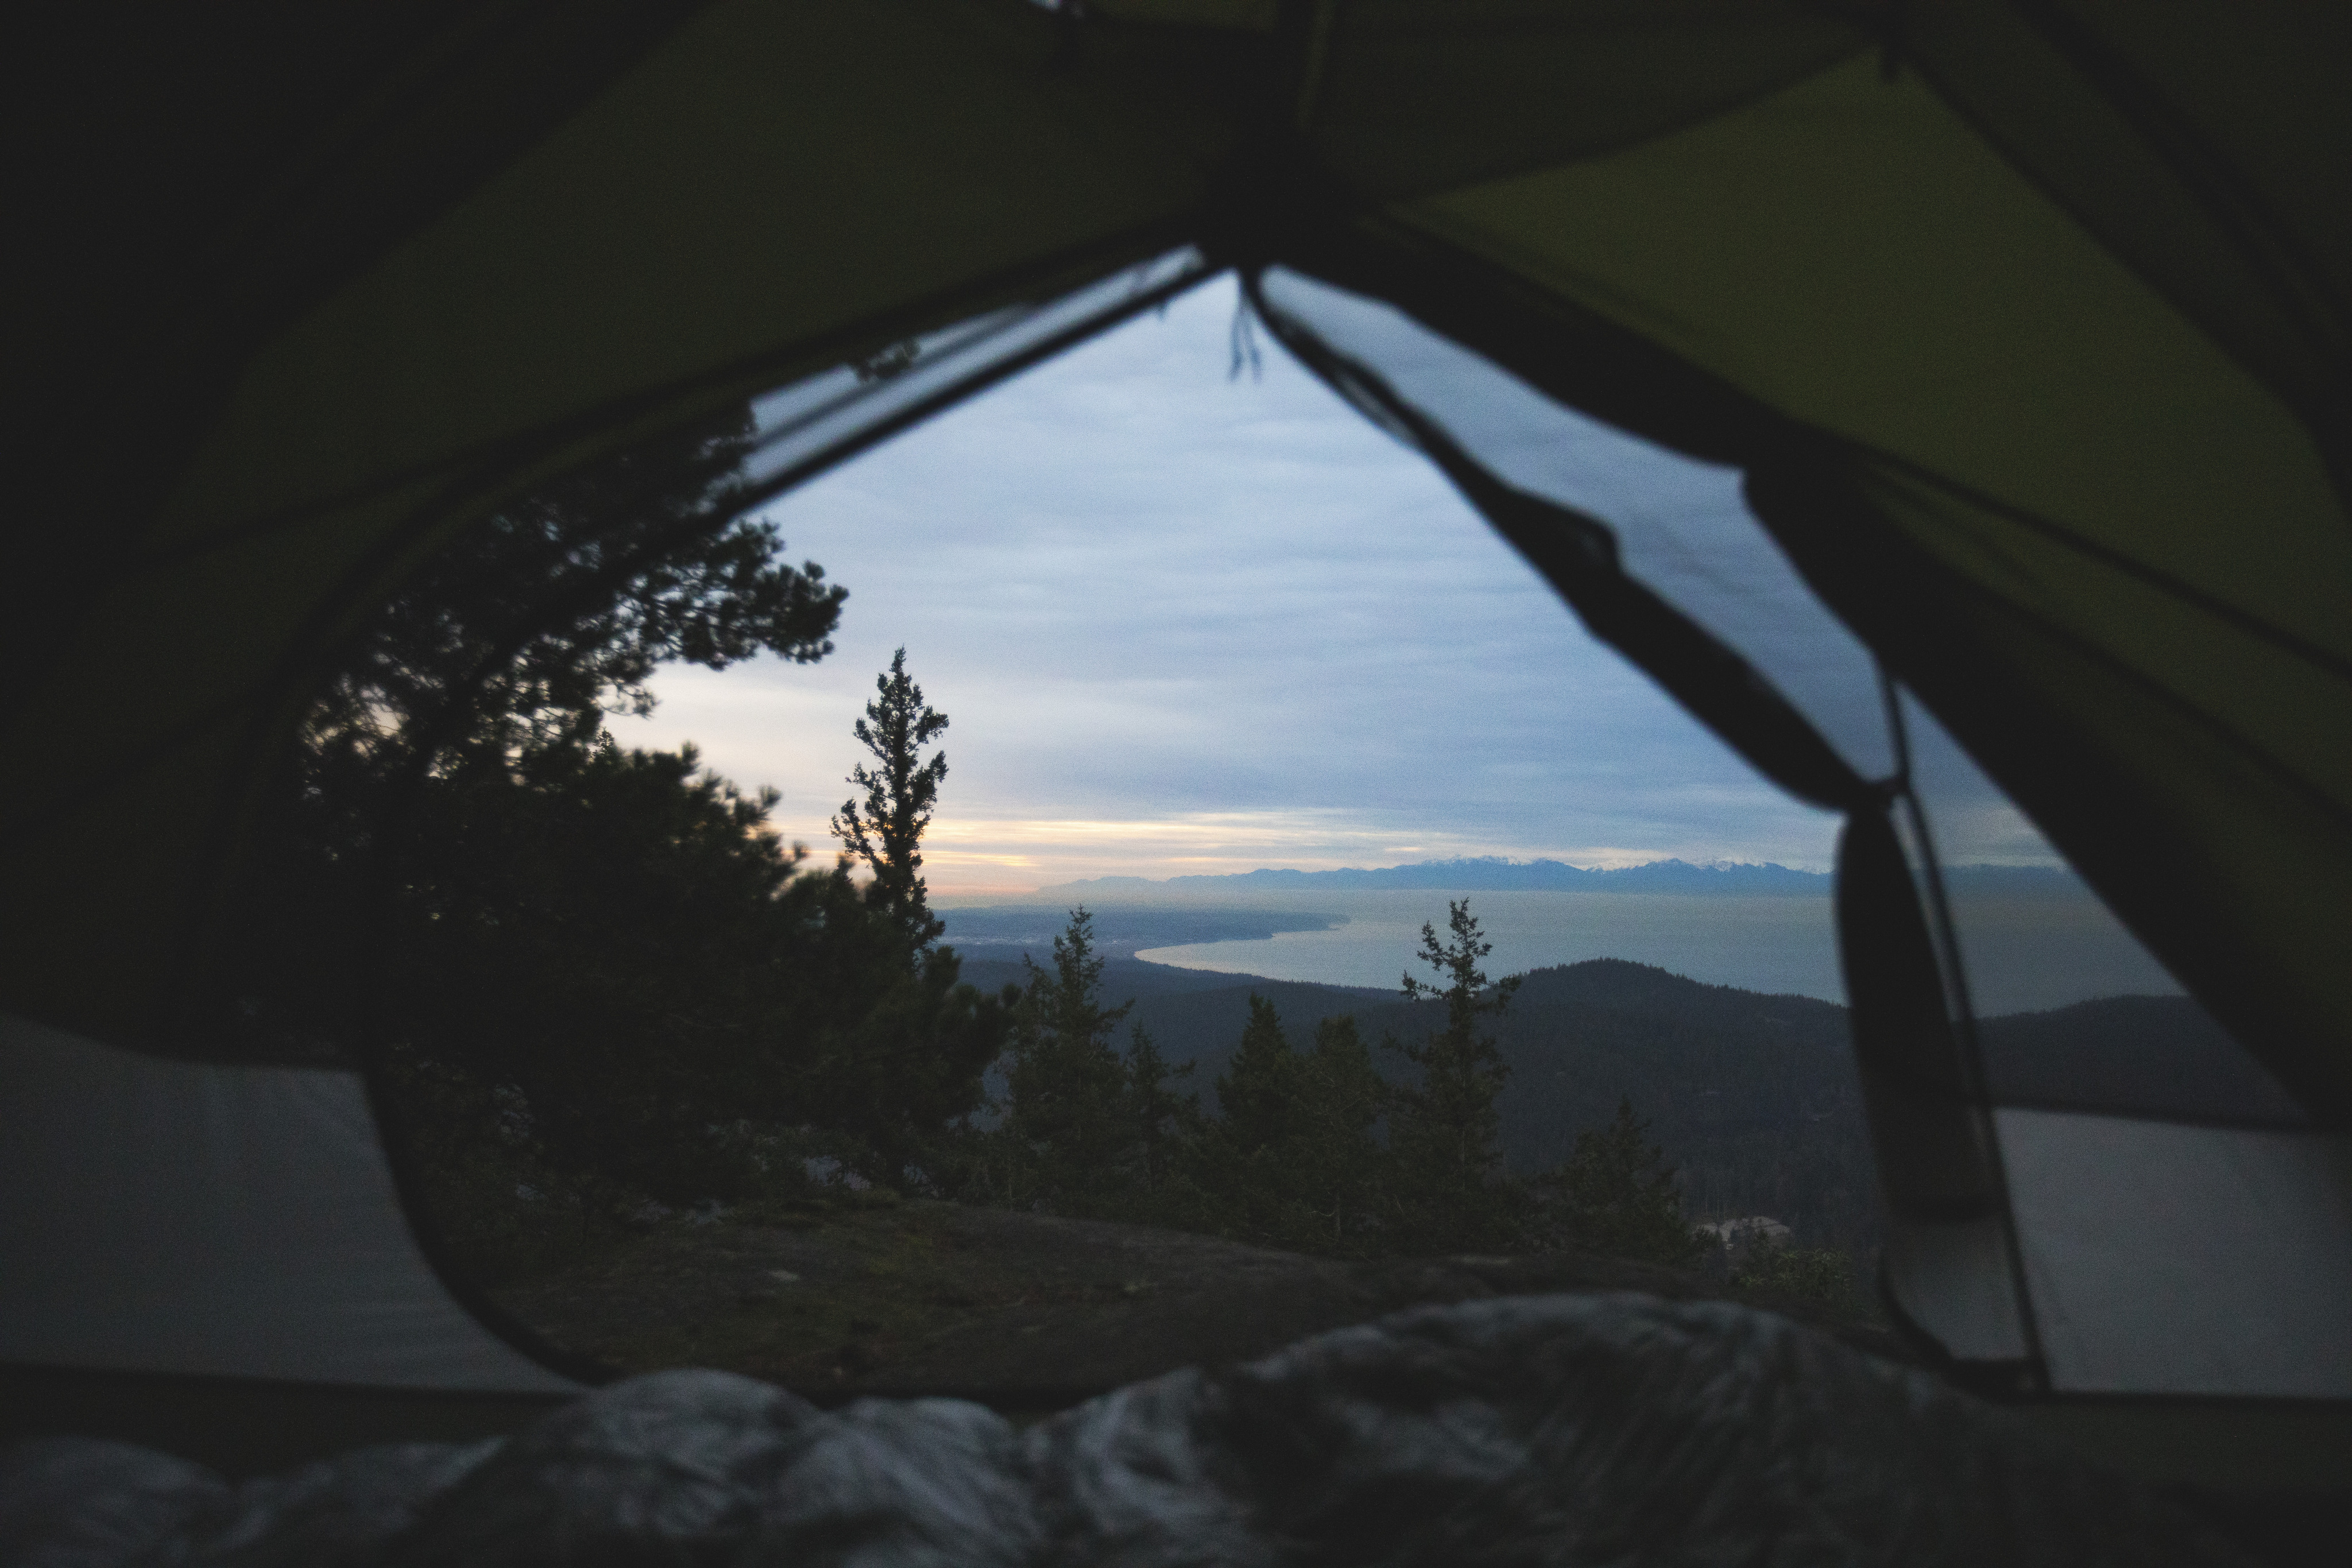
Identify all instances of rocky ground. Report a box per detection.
[489,1195,1909,1409]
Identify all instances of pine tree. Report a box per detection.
[789,873,1011,1197]
[1198,1000,1388,1256]
[830,647,949,950]
[1217,996,1306,1157]
[213,401,844,1065]
[1119,1022,1204,1217]
[1531,1097,1703,1267]
[385,730,818,1213]
[1295,1016,1387,1255]
[795,644,1004,1194]
[991,909,1135,1211]
[1386,899,1525,1253]
[1203,996,1310,1245]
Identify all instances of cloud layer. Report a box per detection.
[626,276,1844,893]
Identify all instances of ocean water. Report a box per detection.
[1135,889,1839,998]
[1127,887,2182,1014]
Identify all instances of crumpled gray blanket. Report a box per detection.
[1,1294,2253,1567]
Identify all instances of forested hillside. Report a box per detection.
[993,952,2266,1266]
[966,953,1879,1255]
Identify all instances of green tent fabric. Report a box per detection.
[1,0,1252,1056]
[3,0,2347,1137]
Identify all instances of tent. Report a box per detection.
[4,0,2346,1520]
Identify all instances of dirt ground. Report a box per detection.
[490,1195,1909,1408]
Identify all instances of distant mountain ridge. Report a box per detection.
[1038,856,2085,897]
[1043,857,1827,895]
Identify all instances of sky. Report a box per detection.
[622,274,1859,898]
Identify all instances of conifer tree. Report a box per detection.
[217,402,844,1066]
[992,909,1135,1210]
[1204,996,1310,1245]
[1294,1015,1387,1253]
[978,909,1214,1221]
[831,647,949,950]
[1118,1023,1204,1214]
[791,644,1003,1194]
[1200,1000,1388,1256]
[1531,1097,1703,1267]
[1217,996,1306,1158]
[1386,899,1525,1252]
